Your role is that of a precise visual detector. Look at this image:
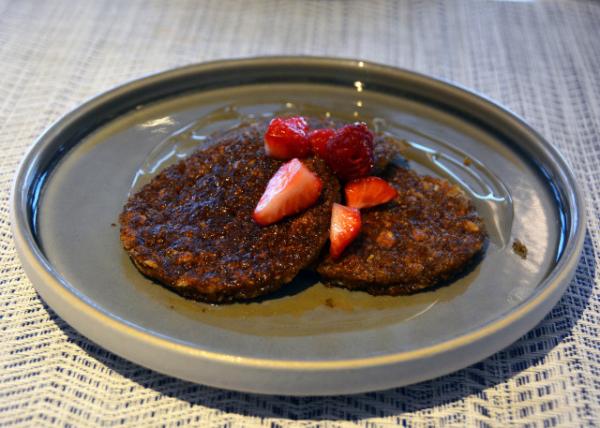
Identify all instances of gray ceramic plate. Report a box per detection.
[11,57,584,395]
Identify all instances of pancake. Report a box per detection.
[120,122,340,303]
[317,165,486,295]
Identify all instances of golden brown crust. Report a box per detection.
[317,166,486,295]
[120,123,340,303]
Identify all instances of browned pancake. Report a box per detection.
[317,166,486,295]
[120,122,340,303]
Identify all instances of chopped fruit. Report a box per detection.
[329,203,362,259]
[264,116,311,159]
[324,123,374,181]
[344,176,398,209]
[308,128,335,158]
[253,158,323,226]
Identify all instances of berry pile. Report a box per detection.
[264,117,374,181]
[255,116,399,259]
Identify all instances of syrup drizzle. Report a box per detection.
[127,103,513,335]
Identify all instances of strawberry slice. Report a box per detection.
[264,116,311,160]
[253,158,323,226]
[308,128,335,158]
[345,176,398,209]
[329,203,362,259]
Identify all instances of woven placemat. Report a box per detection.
[1,0,599,426]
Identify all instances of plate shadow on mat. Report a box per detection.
[42,230,594,419]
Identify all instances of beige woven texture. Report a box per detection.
[1,0,599,426]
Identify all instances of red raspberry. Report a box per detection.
[308,128,335,158]
[324,123,374,181]
[264,116,311,160]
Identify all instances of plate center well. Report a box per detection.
[37,83,560,355]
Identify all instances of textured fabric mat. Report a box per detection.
[1,0,599,426]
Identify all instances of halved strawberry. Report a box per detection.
[264,116,311,160]
[308,128,335,158]
[253,158,323,226]
[345,176,398,209]
[329,203,362,259]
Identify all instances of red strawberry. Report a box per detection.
[324,123,374,181]
[308,128,335,158]
[264,116,311,160]
[253,158,323,226]
[329,203,362,259]
[345,176,398,209]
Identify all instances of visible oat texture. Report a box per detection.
[317,166,487,295]
[120,123,340,303]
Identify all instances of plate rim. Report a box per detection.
[10,56,586,392]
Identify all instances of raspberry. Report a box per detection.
[308,128,335,158]
[264,116,311,160]
[324,123,374,181]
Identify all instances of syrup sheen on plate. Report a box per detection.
[128,102,513,336]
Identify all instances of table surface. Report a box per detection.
[1,0,599,426]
